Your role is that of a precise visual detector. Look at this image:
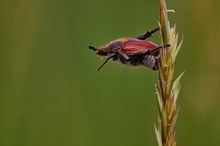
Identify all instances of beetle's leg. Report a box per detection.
[118,52,147,63]
[148,44,170,56]
[136,27,159,40]
[143,44,170,70]
[118,53,130,61]
[116,53,131,64]
[98,52,118,71]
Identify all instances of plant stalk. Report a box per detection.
[154,0,184,146]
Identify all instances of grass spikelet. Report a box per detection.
[154,0,184,145]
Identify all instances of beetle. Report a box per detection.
[88,27,170,71]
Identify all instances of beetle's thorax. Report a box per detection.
[104,38,124,53]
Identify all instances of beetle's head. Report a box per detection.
[97,49,108,56]
[88,45,108,56]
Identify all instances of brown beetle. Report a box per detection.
[89,27,169,71]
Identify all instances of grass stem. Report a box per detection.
[154,0,184,145]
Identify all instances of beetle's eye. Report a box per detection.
[97,50,107,56]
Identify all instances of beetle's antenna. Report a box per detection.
[88,45,97,51]
[98,52,117,71]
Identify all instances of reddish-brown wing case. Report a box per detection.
[120,38,158,55]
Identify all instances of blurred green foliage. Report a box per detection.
[0,0,220,146]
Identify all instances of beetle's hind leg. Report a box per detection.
[136,27,159,40]
[142,44,171,70]
[147,44,171,56]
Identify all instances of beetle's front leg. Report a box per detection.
[98,52,118,71]
[136,27,159,40]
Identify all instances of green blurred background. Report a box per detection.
[0,0,220,146]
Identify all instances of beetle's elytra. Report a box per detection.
[89,27,170,71]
